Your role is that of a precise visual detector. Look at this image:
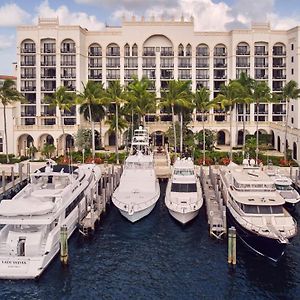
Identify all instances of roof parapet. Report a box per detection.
[251,22,271,30]
[38,17,59,26]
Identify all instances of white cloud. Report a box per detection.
[34,0,105,30]
[0,35,15,51]
[0,3,30,27]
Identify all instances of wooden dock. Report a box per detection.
[154,147,171,179]
[200,166,226,239]
[79,165,123,236]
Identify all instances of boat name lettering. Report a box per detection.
[1,260,27,265]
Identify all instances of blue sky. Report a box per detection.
[1,0,300,74]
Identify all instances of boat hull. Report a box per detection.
[168,209,199,225]
[119,201,157,223]
[226,209,288,262]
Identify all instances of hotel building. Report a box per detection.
[1,17,300,160]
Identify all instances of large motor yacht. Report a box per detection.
[112,127,160,223]
[219,162,297,262]
[165,158,203,224]
[0,164,101,279]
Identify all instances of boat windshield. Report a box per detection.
[171,183,197,193]
[275,184,293,191]
[240,204,283,214]
[125,161,153,169]
[174,169,194,176]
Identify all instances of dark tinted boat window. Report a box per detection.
[171,183,197,192]
[258,206,272,214]
[271,206,283,214]
[243,204,258,214]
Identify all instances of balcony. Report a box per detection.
[255,51,268,56]
[236,63,250,68]
[143,51,155,56]
[42,86,56,92]
[21,47,36,54]
[142,64,156,68]
[61,48,76,54]
[21,61,35,66]
[214,52,226,56]
[21,86,36,92]
[273,75,286,80]
[160,64,174,68]
[196,51,209,57]
[21,74,36,79]
[41,48,56,54]
[161,51,174,57]
[41,75,56,79]
[196,64,209,68]
[178,75,192,80]
[272,86,283,91]
[89,63,102,68]
[64,86,76,91]
[178,64,192,68]
[214,75,227,79]
[61,61,76,66]
[161,75,174,80]
[273,63,286,68]
[273,51,286,56]
[88,74,102,79]
[106,64,120,68]
[254,63,268,68]
[61,74,76,79]
[106,51,120,57]
[89,51,101,57]
[214,63,227,68]
[236,50,250,55]
[196,75,209,79]
[106,74,120,79]
[255,75,268,80]
[41,61,56,67]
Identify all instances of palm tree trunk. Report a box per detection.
[242,103,246,158]
[202,112,206,165]
[131,110,134,140]
[256,101,259,164]
[88,104,95,160]
[284,99,289,161]
[171,104,177,154]
[229,108,233,161]
[3,104,9,163]
[116,104,119,164]
[99,119,102,149]
[180,111,183,157]
[60,109,65,156]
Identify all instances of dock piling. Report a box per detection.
[1,171,6,192]
[228,226,237,266]
[60,225,68,265]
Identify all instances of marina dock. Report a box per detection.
[199,166,226,239]
[79,165,123,235]
[154,147,171,179]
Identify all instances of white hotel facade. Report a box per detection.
[1,17,300,160]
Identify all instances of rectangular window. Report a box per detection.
[292,68,294,75]
[291,43,294,51]
[291,117,294,124]
[291,56,294,63]
[171,183,197,193]
[0,137,3,152]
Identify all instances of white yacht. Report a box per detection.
[220,162,297,262]
[112,127,160,223]
[265,166,300,209]
[0,164,101,279]
[165,158,203,224]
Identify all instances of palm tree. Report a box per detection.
[159,80,191,154]
[101,81,127,164]
[0,79,24,163]
[252,81,272,163]
[282,80,300,160]
[236,72,255,157]
[77,81,104,159]
[193,87,213,165]
[213,81,245,161]
[126,77,156,126]
[45,86,75,155]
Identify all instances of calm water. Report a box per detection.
[0,182,300,300]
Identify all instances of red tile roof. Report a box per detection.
[0,75,17,80]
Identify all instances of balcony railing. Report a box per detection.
[21,62,35,66]
[273,63,286,68]
[42,86,56,92]
[106,64,120,68]
[196,75,209,79]
[41,75,56,79]
[196,64,209,68]
[142,64,156,68]
[214,52,226,56]
[236,63,250,68]
[273,75,286,79]
[236,50,250,55]
[21,47,36,53]
[89,63,102,68]
[106,51,120,56]
[41,61,56,66]
[61,74,76,79]
[89,51,102,56]
[61,61,76,66]
[255,63,268,68]
[214,75,227,79]
[161,51,174,56]
[106,74,120,79]
[61,48,76,53]
[143,51,155,56]
[214,63,227,68]
[21,86,36,92]
[88,75,102,79]
[255,51,268,56]
[21,74,36,79]
[41,48,56,54]
[273,51,286,56]
[178,64,192,68]
[196,51,209,56]
[255,75,268,79]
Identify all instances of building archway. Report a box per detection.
[151,131,167,147]
[270,130,275,148]
[17,134,34,156]
[108,132,116,146]
[277,136,281,152]
[237,129,249,145]
[217,130,226,145]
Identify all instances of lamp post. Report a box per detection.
[82,148,85,164]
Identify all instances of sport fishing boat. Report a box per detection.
[265,165,300,210]
[165,158,203,224]
[0,164,101,279]
[112,127,160,223]
[219,162,297,262]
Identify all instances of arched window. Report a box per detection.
[132,44,138,56]
[124,43,130,56]
[21,39,36,53]
[61,39,75,53]
[107,43,120,56]
[186,44,192,56]
[178,44,184,56]
[89,43,102,56]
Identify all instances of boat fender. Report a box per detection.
[129,204,134,215]
[193,205,197,210]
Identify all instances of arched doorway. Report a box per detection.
[109,132,116,146]
[293,142,297,160]
[237,130,244,145]
[17,134,34,156]
[270,130,275,148]
[217,131,226,145]
[65,134,75,150]
[151,131,167,147]
[277,136,281,152]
